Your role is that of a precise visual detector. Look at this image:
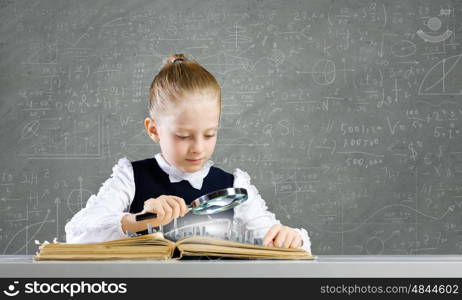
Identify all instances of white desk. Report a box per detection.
[1,255,461,277]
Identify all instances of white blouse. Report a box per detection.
[65,153,311,253]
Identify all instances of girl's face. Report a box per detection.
[145,90,220,173]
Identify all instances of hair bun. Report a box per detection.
[167,54,188,64]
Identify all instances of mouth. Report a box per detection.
[186,158,202,162]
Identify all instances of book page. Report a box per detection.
[175,236,313,259]
[34,232,176,261]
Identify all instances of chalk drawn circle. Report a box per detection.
[66,189,92,214]
[391,40,416,58]
[365,236,384,254]
[427,17,442,31]
[312,59,336,85]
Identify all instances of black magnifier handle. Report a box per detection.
[135,212,157,221]
[135,205,193,222]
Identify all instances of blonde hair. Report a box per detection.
[148,54,221,120]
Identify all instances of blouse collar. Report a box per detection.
[154,153,214,190]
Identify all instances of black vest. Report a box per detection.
[130,158,235,238]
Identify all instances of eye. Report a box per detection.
[176,134,216,139]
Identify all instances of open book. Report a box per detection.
[33,232,314,260]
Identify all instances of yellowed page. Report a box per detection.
[175,236,313,259]
[34,232,176,261]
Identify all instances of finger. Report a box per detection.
[274,230,288,248]
[290,234,302,248]
[152,203,165,219]
[162,202,173,223]
[267,241,274,248]
[172,196,187,216]
[263,225,281,246]
[180,202,188,217]
[283,231,295,248]
[144,197,162,212]
[172,196,187,217]
[167,197,180,219]
[142,199,153,213]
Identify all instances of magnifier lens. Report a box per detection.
[192,194,247,215]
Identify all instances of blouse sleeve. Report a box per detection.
[232,168,312,254]
[64,157,135,243]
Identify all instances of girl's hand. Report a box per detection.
[138,195,188,227]
[262,224,302,248]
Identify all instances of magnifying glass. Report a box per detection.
[135,187,248,222]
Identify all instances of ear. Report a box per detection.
[144,117,160,143]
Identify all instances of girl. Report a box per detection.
[65,54,311,253]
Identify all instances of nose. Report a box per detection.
[190,136,205,153]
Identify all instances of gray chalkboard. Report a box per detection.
[1,0,461,255]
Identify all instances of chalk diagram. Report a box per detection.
[418,53,462,95]
[66,176,92,215]
[23,43,57,64]
[267,48,285,68]
[390,40,416,58]
[273,171,321,220]
[118,128,156,159]
[290,200,459,254]
[296,58,355,86]
[273,25,312,41]
[2,209,53,255]
[220,137,267,165]
[222,24,252,49]
[364,236,385,254]
[18,115,106,159]
[199,52,250,75]
[296,59,336,85]
[417,16,453,43]
[273,163,461,254]
[311,59,336,85]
